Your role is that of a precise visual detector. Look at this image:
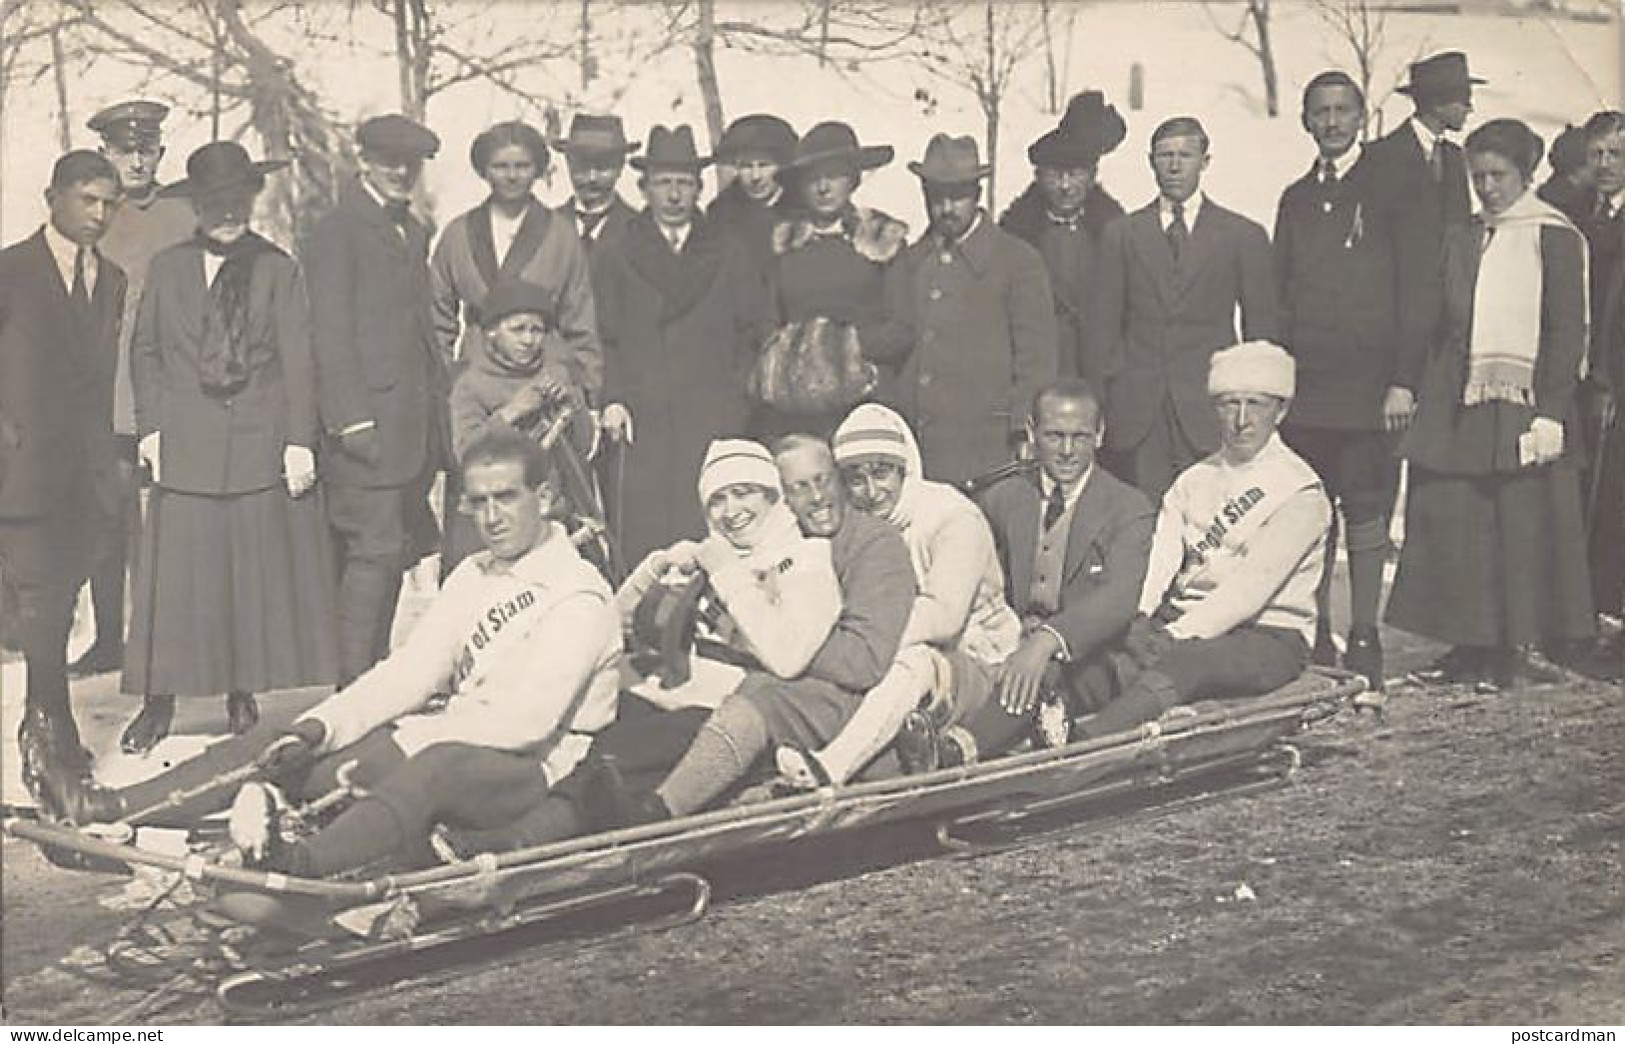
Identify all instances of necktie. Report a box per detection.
[70,247,91,309]
[385,202,412,240]
[1043,484,1067,531]
[1167,201,1189,261]
[578,208,609,241]
[1596,198,1616,223]
[1428,142,1444,183]
[1318,159,1337,186]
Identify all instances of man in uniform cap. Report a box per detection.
[66,100,195,678]
[902,133,1058,484]
[707,113,799,270]
[1074,341,1331,737]
[1000,91,1129,387]
[1090,116,1279,502]
[304,112,444,685]
[551,114,640,259]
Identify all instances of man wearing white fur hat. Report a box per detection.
[1076,340,1331,737]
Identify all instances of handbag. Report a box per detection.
[747,316,877,415]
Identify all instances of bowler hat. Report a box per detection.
[1029,91,1127,169]
[87,100,168,149]
[159,141,286,198]
[787,121,893,173]
[1397,51,1485,102]
[717,113,798,167]
[357,114,441,160]
[629,125,712,173]
[908,134,993,185]
[550,113,639,159]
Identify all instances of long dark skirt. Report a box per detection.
[124,485,339,697]
[1387,464,1595,648]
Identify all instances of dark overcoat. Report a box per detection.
[594,211,772,564]
[302,180,443,490]
[901,214,1058,484]
[1272,152,1405,431]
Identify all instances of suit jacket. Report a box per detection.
[1089,197,1278,454]
[977,464,1155,668]
[901,214,1059,483]
[1577,191,1625,387]
[132,240,318,495]
[1273,152,1405,430]
[1362,120,1472,390]
[0,230,126,519]
[302,179,443,489]
[556,194,639,262]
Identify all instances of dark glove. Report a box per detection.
[256,718,326,782]
[1123,613,1175,670]
[338,425,382,466]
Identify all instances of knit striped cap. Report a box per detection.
[1208,340,1295,401]
[697,439,781,505]
[831,405,911,467]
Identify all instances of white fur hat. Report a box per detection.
[1208,340,1296,401]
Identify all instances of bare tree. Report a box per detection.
[911,0,1048,209]
[1203,0,1279,118]
[1038,0,1083,116]
[1312,0,1425,140]
[0,0,78,239]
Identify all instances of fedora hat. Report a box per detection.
[717,113,798,167]
[629,124,712,173]
[160,141,287,198]
[908,133,992,185]
[1029,90,1127,169]
[788,121,894,172]
[550,113,639,159]
[1397,51,1485,101]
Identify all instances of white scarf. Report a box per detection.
[1466,190,1588,406]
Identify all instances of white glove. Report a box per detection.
[283,444,317,497]
[138,432,161,485]
[1519,416,1564,467]
[601,403,634,444]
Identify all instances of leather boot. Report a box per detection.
[120,695,175,755]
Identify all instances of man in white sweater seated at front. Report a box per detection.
[1077,340,1332,738]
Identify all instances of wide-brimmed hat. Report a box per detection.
[717,113,798,166]
[908,134,992,185]
[356,113,441,161]
[788,121,894,173]
[550,113,639,159]
[1029,91,1127,169]
[1397,51,1485,102]
[160,141,286,198]
[630,125,712,173]
[87,99,168,149]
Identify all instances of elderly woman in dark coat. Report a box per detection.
[1388,119,1594,692]
[748,121,913,443]
[121,142,338,753]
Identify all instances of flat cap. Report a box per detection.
[357,114,441,160]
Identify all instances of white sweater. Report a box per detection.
[309,523,621,785]
[1140,435,1331,642]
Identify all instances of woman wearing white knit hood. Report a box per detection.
[779,403,1024,784]
[616,438,841,681]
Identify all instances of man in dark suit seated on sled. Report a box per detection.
[874,379,1156,768]
[1073,342,1332,737]
[39,430,622,879]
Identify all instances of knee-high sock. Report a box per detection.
[1344,516,1390,635]
[449,795,583,853]
[813,647,934,785]
[1314,508,1340,635]
[656,696,769,817]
